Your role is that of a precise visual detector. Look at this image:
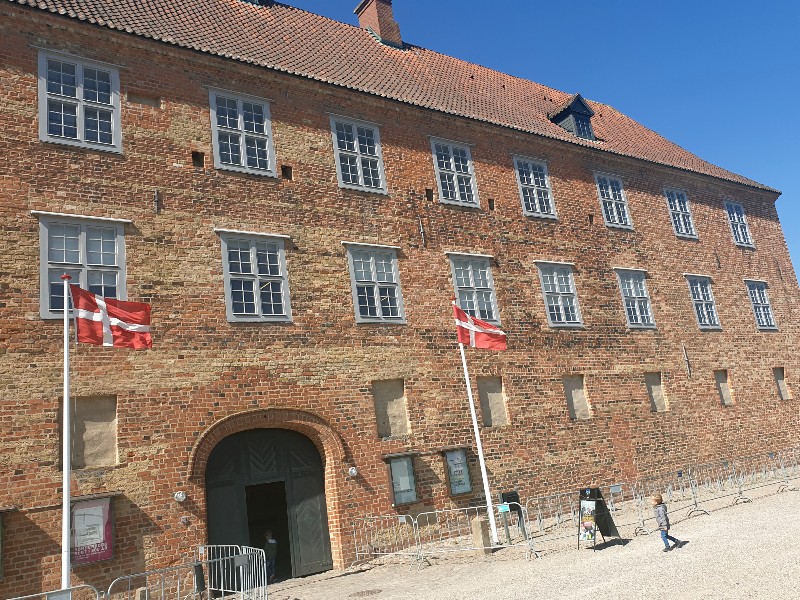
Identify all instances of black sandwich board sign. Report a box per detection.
[578,487,620,549]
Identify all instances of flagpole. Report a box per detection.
[458,342,499,544]
[61,274,72,589]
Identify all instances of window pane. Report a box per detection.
[352,252,372,281]
[379,286,399,317]
[216,96,239,129]
[218,132,242,165]
[86,227,117,266]
[459,290,476,315]
[49,223,81,264]
[256,242,280,276]
[227,240,252,274]
[390,457,417,504]
[356,126,377,156]
[435,144,451,170]
[335,122,356,152]
[88,270,117,298]
[84,108,113,144]
[357,285,378,317]
[339,154,359,184]
[83,68,112,104]
[260,280,284,315]
[49,268,82,311]
[361,157,381,188]
[231,279,256,314]
[439,173,457,200]
[374,254,395,283]
[245,136,269,170]
[48,100,78,139]
[47,59,77,97]
[454,261,471,288]
[452,147,470,174]
[477,290,494,321]
[457,175,474,203]
[242,102,266,134]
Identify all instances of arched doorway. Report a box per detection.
[205,428,333,578]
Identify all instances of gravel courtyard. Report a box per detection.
[269,490,800,600]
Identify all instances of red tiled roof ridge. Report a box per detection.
[6,0,779,195]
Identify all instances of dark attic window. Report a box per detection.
[550,93,596,141]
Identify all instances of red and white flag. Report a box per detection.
[452,301,507,351]
[69,284,152,349]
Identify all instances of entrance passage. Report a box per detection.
[205,428,333,578]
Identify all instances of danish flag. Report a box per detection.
[69,284,152,349]
[452,301,507,351]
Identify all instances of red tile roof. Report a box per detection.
[7,0,776,193]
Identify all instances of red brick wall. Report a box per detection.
[1,4,798,595]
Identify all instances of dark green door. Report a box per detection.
[205,428,333,577]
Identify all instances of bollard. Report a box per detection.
[471,515,492,556]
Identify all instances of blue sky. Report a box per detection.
[289,1,800,274]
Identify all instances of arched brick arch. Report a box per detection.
[187,407,352,569]
[187,407,348,484]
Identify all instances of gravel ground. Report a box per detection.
[269,490,800,600]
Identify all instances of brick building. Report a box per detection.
[0,0,798,593]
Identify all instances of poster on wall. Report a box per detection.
[578,499,596,542]
[445,449,472,495]
[72,497,113,564]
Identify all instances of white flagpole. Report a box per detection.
[61,274,72,589]
[458,342,499,544]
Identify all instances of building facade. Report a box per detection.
[1,0,798,594]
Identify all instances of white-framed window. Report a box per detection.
[388,456,417,505]
[745,280,776,330]
[686,275,720,329]
[615,269,655,328]
[535,262,582,327]
[513,156,556,218]
[431,139,478,207]
[724,201,754,247]
[595,173,632,229]
[209,91,276,176]
[38,51,122,152]
[218,231,292,322]
[330,116,386,192]
[36,212,127,319]
[664,188,697,238]
[345,244,405,323]
[449,255,499,323]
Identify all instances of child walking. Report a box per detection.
[651,494,684,552]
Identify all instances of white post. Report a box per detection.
[458,342,499,544]
[61,274,72,589]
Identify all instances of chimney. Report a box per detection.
[355,0,402,47]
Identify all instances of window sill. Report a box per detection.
[338,183,389,195]
[215,163,278,178]
[698,325,722,331]
[548,323,585,329]
[522,211,558,221]
[674,233,699,241]
[227,316,293,324]
[42,136,123,155]
[734,242,756,250]
[355,318,408,325]
[756,326,779,332]
[627,324,657,330]
[604,222,634,231]
[439,198,481,209]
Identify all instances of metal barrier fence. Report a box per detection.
[8,585,101,600]
[354,445,800,564]
[196,545,268,599]
[352,502,536,567]
[106,546,267,600]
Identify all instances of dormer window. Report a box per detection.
[550,93,596,141]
